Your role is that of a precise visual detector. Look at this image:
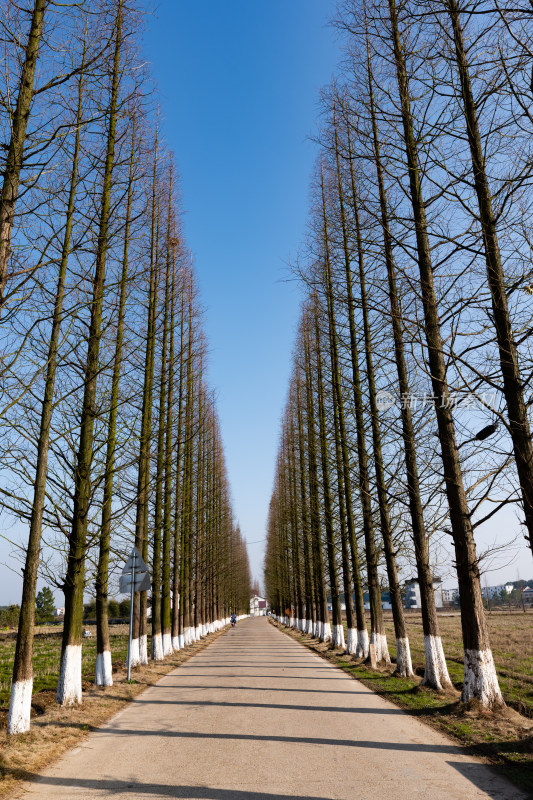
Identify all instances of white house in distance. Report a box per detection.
[250,595,268,616]
[403,577,444,609]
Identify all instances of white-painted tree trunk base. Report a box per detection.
[355,628,369,658]
[95,650,113,686]
[462,648,504,707]
[421,634,452,691]
[7,677,33,735]
[129,637,140,668]
[321,622,332,643]
[371,632,391,664]
[332,623,345,649]
[57,644,82,706]
[151,632,164,661]
[345,628,357,655]
[172,636,180,651]
[394,637,414,677]
[178,633,185,649]
[195,626,201,640]
[162,633,173,655]
[139,634,148,664]
[313,620,320,638]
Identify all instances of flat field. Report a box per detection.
[0,624,130,719]
[382,610,533,717]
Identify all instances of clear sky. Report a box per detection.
[141,0,341,589]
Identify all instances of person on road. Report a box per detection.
[230,613,237,626]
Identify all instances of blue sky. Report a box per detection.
[142,0,341,587]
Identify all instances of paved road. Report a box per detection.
[17,617,525,800]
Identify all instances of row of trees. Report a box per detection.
[0,0,250,735]
[265,0,533,709]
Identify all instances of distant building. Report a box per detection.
[522,587,533,606]
[54,607,65,617]
[403,577,443,610]
[362,591,392,611]
[250,595,267,616]
[442,588,458,605]
[482,583,515,600]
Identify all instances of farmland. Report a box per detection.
[0,625,130,719]
[382,610,533,717]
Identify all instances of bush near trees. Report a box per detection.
[0,606,20,629]
[108,600,120,618]
[83,599,127,620]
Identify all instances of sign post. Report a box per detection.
[120,546,151,680]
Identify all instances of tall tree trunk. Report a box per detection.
[333,113,412,675]
[131,133,159,668]
[151,206,171,661]
[0,0,46,308]
[287,416,304,628]
[7,36,85,733]
[57,0,123,706]
[314,305,344,649]
[321,158,368,658]
[179,278,194,646]
[303,318,330,641]
[330,364,356,653]
[446,0,533,559]
[355,53,452,688]
[296,373,316,634]
[171,279,186,649]
[95,119,135,687]
[322,163,389,665]
[387,0,503,706]
[162,239,177,656]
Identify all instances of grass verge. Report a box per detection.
[271,620,533,796]
[0,626,228,798]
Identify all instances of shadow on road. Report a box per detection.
[98,727,465,754]
[6,772,339,800]
[130,698,405,714]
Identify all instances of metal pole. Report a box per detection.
[127,549,135,680]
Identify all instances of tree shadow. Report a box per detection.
[93,727,465,754]
[4,772,339,800]
[131,698,404,715]
[137,684,372,695]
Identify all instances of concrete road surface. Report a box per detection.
[16,617,526,800]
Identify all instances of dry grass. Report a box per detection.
[381,610,533,717]
[0,626,227,798]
